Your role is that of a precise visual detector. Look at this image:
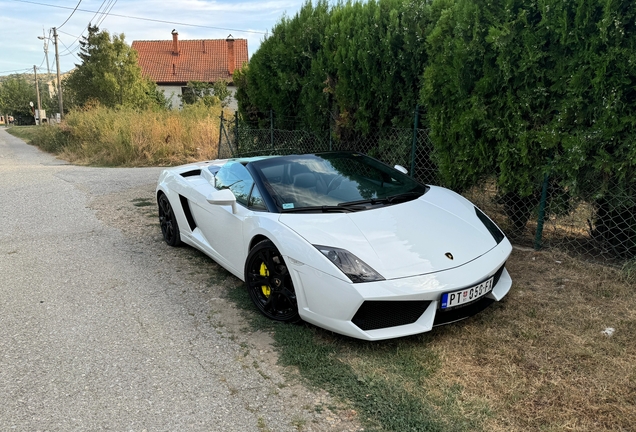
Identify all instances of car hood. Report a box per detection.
[278,187,499,280]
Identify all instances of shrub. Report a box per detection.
[30,102,224,166]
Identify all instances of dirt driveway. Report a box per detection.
[0,129,360,431]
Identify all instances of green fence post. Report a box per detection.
[270,109,274,150]
[218,111,224,159]
[534,172,549,250]
[234,113,239,156]
[410,104,419,177]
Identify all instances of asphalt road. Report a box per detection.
[0,129,358,431]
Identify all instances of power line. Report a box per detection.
[57,35,81,63]
[57,0,83,29]
[56,29,83,56]
[89,0,111,27]
[57,29,80,38]
[38,53,47,69]
[10,0,267,35]
[57,0,119,58]
[0,68,32,74]
[95,0,118,28]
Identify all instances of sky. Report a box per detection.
[1,0,307,76]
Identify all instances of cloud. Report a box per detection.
[1,0,303,74]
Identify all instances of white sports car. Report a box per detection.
[156,152,512,341]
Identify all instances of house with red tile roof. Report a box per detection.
[132,30,248,110]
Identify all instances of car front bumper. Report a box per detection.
[288,239,512,341]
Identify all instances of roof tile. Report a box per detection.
[131,38,248,84]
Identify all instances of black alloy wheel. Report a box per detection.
[158,194,181,247]
[245,240,299,323]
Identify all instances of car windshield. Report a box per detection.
[249,152,428,212]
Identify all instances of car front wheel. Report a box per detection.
[245,240,299,323]
[158,193,181,247]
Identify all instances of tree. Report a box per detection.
[236,0,434,139]
[64,25,159,109]
[0,75,34,117]
[422,0,636,254]
[555,0,636,255]
[422,0,566,228]
[235,0,332,129]
[312,0,432,136]
[181,80,231,108]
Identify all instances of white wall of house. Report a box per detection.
[157,85,183,110]
[226,86,238,111]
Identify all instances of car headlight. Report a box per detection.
[314,245,385,283]
[475,207,505,244]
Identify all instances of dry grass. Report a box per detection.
[30,102,224,166]
[314,248,636,431]
[425,248,635,431]
[277,246,633,431]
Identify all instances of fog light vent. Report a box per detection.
[352,301,431,331]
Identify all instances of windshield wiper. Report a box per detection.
[281,204,367,213]
[385,191,425,203]
[337,191,424,207]
[337,198,382,206]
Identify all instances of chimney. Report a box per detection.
[172,29,179,55]
[226,34,235,76]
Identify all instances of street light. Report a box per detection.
[37,28,63,120]
[37,29,50,75]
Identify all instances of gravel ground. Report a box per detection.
[0,128,361,431]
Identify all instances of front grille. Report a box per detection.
[352,300,431,331]
[433,297,495,326]
[433,263,506,326]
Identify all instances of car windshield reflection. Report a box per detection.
[250,152,428,212]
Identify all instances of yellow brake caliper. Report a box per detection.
[260,262,271,297]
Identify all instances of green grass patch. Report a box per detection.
[6,126,39,143]
[131,197,154,207]
[225,282,488,432]
[621,259,636,284]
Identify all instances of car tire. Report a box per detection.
[245,240,300,323]
[158,193,182,247]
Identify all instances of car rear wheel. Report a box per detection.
[158,194,181,247]
[245,240,299,323]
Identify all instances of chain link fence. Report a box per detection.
[218,112,636,268]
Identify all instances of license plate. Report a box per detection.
[441,277,494,309]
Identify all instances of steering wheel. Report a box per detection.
[326,175,344,194]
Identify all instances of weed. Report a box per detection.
[226,283,475,431]
[290,415,306,430]
[621,259,636,284]
[256,416,270,432]
[132,197,153,207]
[20,103,225,166]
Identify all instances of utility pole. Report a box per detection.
[34,66,42,126]
[53,27,64,120]
[41,29,51,75]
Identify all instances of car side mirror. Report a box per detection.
[207,188,237,214]
[394,165,408,175]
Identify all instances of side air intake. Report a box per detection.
[179,195,197,230]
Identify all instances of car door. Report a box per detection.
[193,162,254,275]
